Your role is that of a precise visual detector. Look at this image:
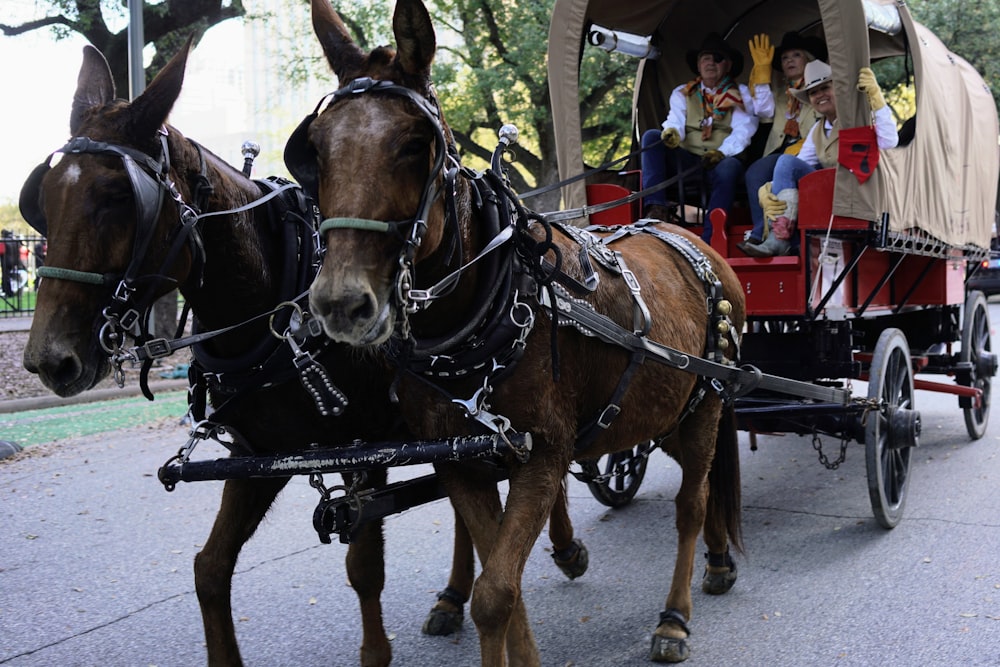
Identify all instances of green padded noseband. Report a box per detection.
[319,217,393,234]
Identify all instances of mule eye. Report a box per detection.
[399,139,429,161]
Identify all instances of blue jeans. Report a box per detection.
[640,128,744,242]
[745,153,781,242]
[773,154,815,193]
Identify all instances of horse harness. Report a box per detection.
[286,76,751,454]
[20,131,344,454]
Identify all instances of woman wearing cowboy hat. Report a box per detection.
[640,32,759,242]
[738,31,827,254]
[742,59,899,257]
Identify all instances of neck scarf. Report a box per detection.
[783,76,804,139]
[684,76,743,139]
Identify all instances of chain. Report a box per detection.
[158,420,218,492]
[811,430,849,470]
[309,470,371,528]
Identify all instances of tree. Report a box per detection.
[1,0,247,96]
[321,0,636,212]
[907,0,1000,109]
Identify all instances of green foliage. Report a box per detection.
[908,0,1000,108]
[323,0,635,204]
[0,199,33,237]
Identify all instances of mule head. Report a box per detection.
[22,41,195,396]
[288,0,451,347]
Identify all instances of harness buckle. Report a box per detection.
[621,268,641,293]
[112,280,134,303]
[597,403,622,429]
[407,288,432,305]
[142,338,173,360]
[118,308,142,332]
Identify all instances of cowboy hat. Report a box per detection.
[771,31,828,70]
[791,60,832,105]
[685,32,744,79]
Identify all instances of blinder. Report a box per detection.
[19,160,51,235]
[284,110,320,200]
[18,135,169,243]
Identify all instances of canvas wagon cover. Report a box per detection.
[548,0,998,249]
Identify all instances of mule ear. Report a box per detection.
[311,0,365,80]
[129,35,193,140]
[393,0,436,78]
[71,45,116,134]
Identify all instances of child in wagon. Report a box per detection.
[742,59,899,257]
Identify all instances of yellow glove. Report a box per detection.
[758,182,786,222]
[748,34,774,88]
[702,150,725,169]
[857,66,886,111]
[661,127,681,148]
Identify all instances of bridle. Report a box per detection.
[285,77,460,337]
[19,129,307,394]
[20,130,209,358]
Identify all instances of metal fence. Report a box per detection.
[0,234,45,318]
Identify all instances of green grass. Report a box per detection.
[0,390,188,448]
[0,287,37,313]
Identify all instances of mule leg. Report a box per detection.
[701,404,742,596]
[196,477,289,667]
[343,469,393,667]
[651,401,723,663]
[444,449,566,667]
[422,503,475,636]
[547,479,588,580]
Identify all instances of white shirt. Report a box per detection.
[661,80,760,157]
[797,105,899,168]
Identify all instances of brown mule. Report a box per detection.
[19,42,582,667]
[289,0,746,663]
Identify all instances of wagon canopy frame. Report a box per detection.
[548,0,998,250]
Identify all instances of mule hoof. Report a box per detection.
[421,607,463,636]
[552,538,589,580]
[701,566,737,595]
[701,550,737,595]
[649,634,690,663]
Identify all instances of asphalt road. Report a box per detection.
[2,335,999,666]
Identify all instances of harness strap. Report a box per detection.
[574,351,644,454]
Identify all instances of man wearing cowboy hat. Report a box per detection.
[742,59,899,257]
[640,32,759,242]
[739,31,828,254]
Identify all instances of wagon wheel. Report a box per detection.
[583,441,653,508]
[960,290,994,440]
[866,328,919,529]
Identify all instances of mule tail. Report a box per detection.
[707,403,743,554]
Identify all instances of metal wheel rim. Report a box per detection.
[585,442,651,508]
[865,328,914,529]
[961,291,992,440]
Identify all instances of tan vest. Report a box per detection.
[682,89,735,156]
[810,118,840,168]
[764,87,824,156]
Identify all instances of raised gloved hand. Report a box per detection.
[701,150,724,169]
[661,127,681,148]
[748,33,774,88]
[758,182,786,222]
[857,66,886,111]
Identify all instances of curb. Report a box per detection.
[0,379,189,415]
